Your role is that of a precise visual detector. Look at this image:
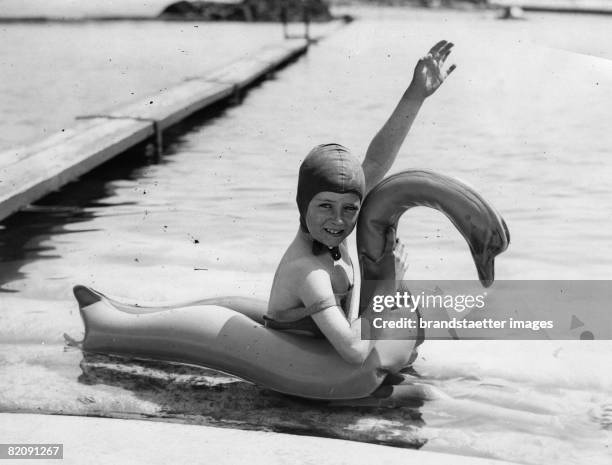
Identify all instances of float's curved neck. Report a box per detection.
[357,170,510,287]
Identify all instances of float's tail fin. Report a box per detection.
[73,285,102,308]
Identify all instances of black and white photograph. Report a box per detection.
[0,0,611,463]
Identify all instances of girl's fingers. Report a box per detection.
[445,64,457,78]
[393,238,409,275]
[439,43,454,64]
[394,239,405,253]
[429,40,448,56]
[440,42,454,54]
[428,40,453,64]
[384,227,396,254]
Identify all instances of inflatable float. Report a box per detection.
[75,170,510,400]
[357,170,510,314]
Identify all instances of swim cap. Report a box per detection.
[296,143,366,233]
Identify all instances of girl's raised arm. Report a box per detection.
[362,40,456,192]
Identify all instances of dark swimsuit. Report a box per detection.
[265,238,352,338]
[264,287,353,338]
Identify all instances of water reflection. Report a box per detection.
[0,102,235,292]
[76,351,427,448]
[0,144,149,291]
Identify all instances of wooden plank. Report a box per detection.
[0,118,153,221]
[204,56,276,88]
[96,43,306,125]
[2,119,112,166]
[104,80,234,131]
[256,41,308,68]
[0,39,312,221]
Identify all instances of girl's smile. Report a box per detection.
[305,191,361,247]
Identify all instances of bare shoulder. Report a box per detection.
[281,251,333,285]
[269,240,333,310]
[279,236,334,275]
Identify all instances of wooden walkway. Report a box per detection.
[0,39,308,222]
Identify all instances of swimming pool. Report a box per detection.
[1,6,611,464]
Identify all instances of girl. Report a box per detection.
[265,40,456,364]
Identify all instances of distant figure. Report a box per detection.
[499,5,526,20]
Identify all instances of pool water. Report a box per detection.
[1,5,611,464]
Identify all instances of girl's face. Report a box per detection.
[305,191,361,247]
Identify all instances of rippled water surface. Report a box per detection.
[1,5,612,464]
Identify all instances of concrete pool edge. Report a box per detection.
[0,32,327,223]
[0,413,517,464]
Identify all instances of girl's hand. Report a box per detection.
[411,40,456,98]
[394,238,409,280]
